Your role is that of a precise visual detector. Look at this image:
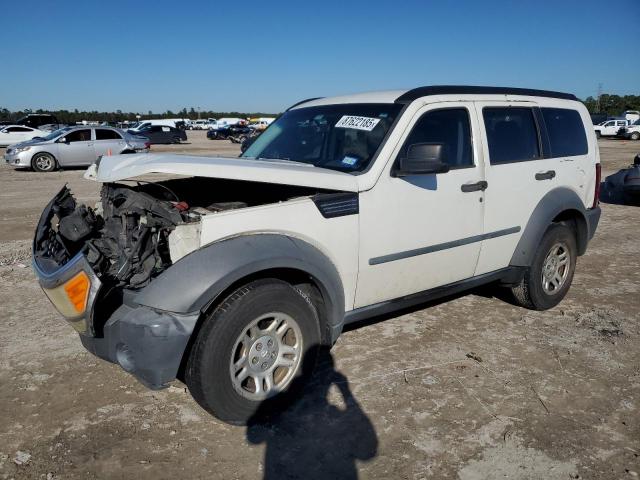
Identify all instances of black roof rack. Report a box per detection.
[395,85,577,103]
[286,97,324,111]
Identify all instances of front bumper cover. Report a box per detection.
[80,300,199,389]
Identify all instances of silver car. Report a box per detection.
[4,126,149,172]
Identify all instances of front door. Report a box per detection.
[355,102,486,308]
[58,129,95,165]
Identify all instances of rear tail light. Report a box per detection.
[592,163,601,208]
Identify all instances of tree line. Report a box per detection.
[0,107,277,124]
[582,94,640,116]
[2,94,639,123]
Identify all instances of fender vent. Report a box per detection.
[313,193,359,218]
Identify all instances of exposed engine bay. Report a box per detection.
[34,177,326,289]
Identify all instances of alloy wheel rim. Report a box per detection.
[229,312,303,401]
[541,242,570,295]
[36,155,52,170]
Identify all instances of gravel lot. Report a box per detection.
[0,132,639,479]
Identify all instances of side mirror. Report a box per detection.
[58,137,68,144]
[395,143,450,176]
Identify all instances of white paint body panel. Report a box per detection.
[198,198,359,311]
[355,101,486,307]
[474,98,597,275]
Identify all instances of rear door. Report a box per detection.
[474,101,590,275]
[95,128,126,156]
[57,129,95,166]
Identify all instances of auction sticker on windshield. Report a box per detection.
[335,115,381,131]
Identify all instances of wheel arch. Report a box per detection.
[135,234,346,346]
[510,188,591,267]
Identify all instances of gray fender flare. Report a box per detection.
[135,234,346,343]
[510,187,592,267]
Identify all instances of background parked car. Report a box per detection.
[594,119,629,138]
[618,120,640,141]
[0,125,46,147]
[4,126,149,172]
[207,124,251,140]
[189,119,210,130]
[130,124,187,144]
[0,114,66,130]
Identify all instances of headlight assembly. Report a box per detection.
[15,146,31,153]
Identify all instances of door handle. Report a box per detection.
[461,180,488,192]
[535,170,556,181]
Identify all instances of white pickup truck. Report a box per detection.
[32,86,601,425]
[593,119,629,138]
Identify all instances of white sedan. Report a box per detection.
[0,125,46,147]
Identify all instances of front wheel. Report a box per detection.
[31,152,57,172]
[630,131,640,141]
[185,279,321,425]
[595,131,601,139]
[511,223,577,310]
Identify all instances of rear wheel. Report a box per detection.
[630,131,640,141]
[185,279,321,425]
[511,223,577,310]
[31,152,57,172]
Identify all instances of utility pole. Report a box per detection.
[197,107,201,120]
[596,83,603,113]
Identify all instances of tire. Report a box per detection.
[31,152,57,172]
[172,136,181,144]
[595,131,601,139]
[630,131,640,141]
[511,223,577,310]
[185,279,321,425]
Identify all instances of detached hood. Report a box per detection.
[85,153,360,192]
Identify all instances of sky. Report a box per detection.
[1,0,638,114]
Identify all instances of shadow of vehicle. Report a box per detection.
[600,155,640,206]
[246,348,377,480]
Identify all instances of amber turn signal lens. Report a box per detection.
[64,271,90,313]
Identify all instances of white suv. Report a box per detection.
[33,86,601,424]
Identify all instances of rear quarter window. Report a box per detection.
[540,108,588,157]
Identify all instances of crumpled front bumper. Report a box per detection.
[34,251,200,389]
[79,299,199,389]
[35,253,200,389]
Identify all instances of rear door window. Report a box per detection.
[540,108,588,157]
[96,129,122,140]
[482,107,541,164]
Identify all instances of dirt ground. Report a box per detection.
[0,132,638,480]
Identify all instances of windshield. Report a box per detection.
[242,103,402,172]
[40,127,73,141]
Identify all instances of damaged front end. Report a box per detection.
[33,184,191,334]
[32,176,329,388]
[32,182,205,388]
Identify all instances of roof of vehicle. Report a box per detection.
[0,124,40,129]
[290,85,578,109]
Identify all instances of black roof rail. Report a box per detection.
[286,97,324,111]
[395,85,577,103]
